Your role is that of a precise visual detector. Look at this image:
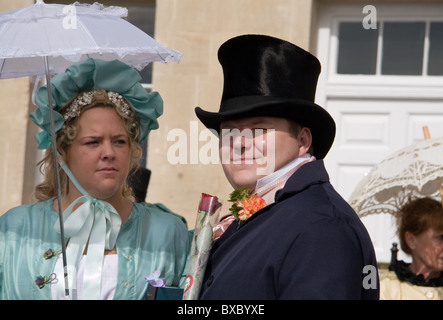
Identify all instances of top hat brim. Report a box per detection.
[195,95,336,159]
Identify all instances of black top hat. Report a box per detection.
[195,34,335,159]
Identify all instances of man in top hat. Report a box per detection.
[195,34,379,299]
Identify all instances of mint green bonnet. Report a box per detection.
[30,58,163,149]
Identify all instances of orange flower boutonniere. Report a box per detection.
[229,187,266,228]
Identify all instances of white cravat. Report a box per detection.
[253,154,315,205]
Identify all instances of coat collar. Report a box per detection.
[275,159,330,203]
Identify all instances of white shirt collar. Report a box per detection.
[254,153,311,191]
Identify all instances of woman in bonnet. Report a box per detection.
[0,58,189,300]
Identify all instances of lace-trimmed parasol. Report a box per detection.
[0,0,182,79]
[349,127,443,217]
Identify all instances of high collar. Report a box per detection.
[275,159,330,203]
[254,154,312,191]
[252,154,315,206]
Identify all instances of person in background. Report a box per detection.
[127,167,152,203]
[127,166,188,226]
[0,58,189,300]
[194,34,379,299]
[380,197,443,300]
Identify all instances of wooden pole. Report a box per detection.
[423,126,431,140]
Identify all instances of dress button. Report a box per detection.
[123,281,130,288]
[124,254,132,260]
[207,275,214,287]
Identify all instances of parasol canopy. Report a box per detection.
[349,129,443,217]
[0,0,182,79]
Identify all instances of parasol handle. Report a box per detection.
[422,126,431,140]
[44,56,69,298]
[437,177,443,208]
[422,126,443,208]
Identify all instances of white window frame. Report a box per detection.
[317,4,443,104]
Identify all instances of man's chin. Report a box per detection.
[223,165,268,189]
[230,176,263,191]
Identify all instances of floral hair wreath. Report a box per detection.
[30,58,163,150]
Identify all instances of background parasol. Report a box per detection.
[0,0,182,298]
[349,126,443,218]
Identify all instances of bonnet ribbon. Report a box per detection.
[53,160,122,300]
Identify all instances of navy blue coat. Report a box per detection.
[199,160,379,300]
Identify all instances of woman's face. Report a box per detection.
[408,228,443,274]
[66,107,131,200]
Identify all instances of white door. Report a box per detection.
[316,3,443,262]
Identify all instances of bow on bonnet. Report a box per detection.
[30,58,163,149]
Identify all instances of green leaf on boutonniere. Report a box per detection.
[228,187,266,228]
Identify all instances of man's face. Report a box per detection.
[218,116,311,190]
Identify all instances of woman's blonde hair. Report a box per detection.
[34,89,142,202]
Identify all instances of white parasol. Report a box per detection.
[0,0,181,79]
[0,0,182,298]
[349,126,443,218]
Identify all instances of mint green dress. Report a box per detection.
[0,199,189,300]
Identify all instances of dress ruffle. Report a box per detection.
[390,260,443,287]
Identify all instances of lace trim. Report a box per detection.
[349,137,443,217]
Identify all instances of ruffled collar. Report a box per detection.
[391,260,443,287]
